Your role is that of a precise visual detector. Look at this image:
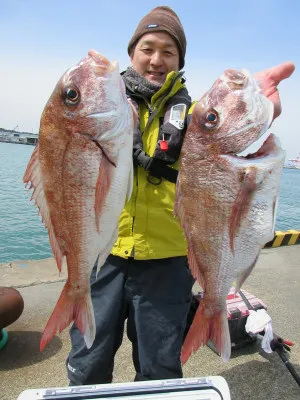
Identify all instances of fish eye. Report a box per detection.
[207,113,217,122]
[63,86,80,105]
[204,110,219,129]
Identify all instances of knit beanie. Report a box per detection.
[127,6,186,70]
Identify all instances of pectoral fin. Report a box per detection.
[229,168,258,253]
[94,153,115,232]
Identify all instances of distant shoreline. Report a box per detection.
[0,138,36,146]
[0,129,38,146]
[283,165,300,170]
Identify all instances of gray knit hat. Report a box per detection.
[127,6,186,70]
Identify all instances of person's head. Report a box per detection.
[127,6,186,85]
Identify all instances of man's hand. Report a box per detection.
[254,61,295,121]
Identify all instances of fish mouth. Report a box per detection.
[223,69,249,89]
[220,68,274,150]
[88,49,118,76]
[232,133,282,161]
[86,110,118,119]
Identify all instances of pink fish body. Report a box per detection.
[24,50,134,351]
[175,69,285,363]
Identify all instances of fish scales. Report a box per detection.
[175,69,285,363]
[24,50,134,351]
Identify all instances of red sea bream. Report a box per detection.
[175,69,285,363]
[24,50,134,351]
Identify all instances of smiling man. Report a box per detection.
[67,6,195,385]
[130,32,179,84]
[66,5,295,386]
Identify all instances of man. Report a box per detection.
[66,6,295,385]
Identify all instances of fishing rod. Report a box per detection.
[238,290,300,389]
[270,333,300,388]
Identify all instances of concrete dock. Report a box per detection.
[0,245,299,400]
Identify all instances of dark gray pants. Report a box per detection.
[66,255,194,385]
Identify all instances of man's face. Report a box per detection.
[130,32,180,85]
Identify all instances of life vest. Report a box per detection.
[110,71,195,260]
[123,71,192,184]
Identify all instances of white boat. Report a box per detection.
[284,153,300,169]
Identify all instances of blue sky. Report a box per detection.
[1,0,299,159]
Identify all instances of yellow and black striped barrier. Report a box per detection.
[264,230,300,248]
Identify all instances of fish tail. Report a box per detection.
[40,282,95,351]
[181,302,231,364]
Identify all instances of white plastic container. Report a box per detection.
[17,376,231,400]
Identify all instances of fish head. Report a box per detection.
[180,68,286,254]
[41,50,132,141]
[188,69,274,155]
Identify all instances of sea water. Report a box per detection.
[0,142,299,263]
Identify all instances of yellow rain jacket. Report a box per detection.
[111,72,195,260]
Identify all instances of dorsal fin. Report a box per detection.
[23,145,64,272]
